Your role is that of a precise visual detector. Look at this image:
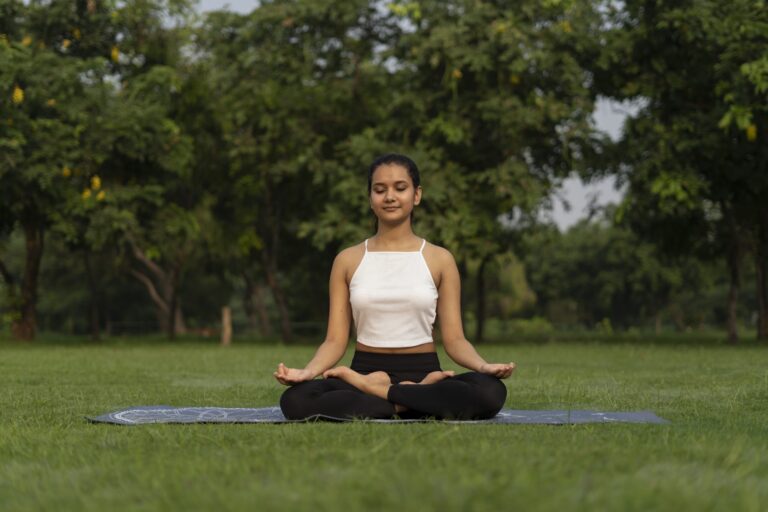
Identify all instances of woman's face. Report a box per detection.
[369,164,422,224]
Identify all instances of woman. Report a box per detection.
[275,154,516,420]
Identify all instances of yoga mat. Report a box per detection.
[88,406,669,425]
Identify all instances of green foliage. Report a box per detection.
[301,0,605,264]
[522,213,714,330]
[1,0,765,337]
[597,0,768,254]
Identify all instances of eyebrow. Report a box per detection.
[372,180,409,186]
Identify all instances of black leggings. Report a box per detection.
[279,351,507,420]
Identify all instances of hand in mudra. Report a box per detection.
[274,363,314,386]
[479,362,516,379]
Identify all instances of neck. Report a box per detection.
[373,223,419,249]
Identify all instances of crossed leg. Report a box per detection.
[322,366,503,419]
[279,376,396,420]
[281,367,506,420]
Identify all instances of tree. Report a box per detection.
[522,213,706,331]
[594,0,768,341]
[303,0,605,341]
[1,2,112,339]
[199,1,401,341]
[0,0,195,340]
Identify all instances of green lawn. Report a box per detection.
[1,339,766,511]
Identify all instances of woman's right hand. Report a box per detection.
[273,363,315,386]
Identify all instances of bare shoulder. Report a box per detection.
[423,241,455,266]
[334,242,367,283]
[422,242,457,288]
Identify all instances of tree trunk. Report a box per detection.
[168,268,178,340]
[174,302,187,335]
[726,238,742,344]
[128,241,186,338]
[220,306,232,346]
[11,222,44,341]
[458,259,468,328]
[756,253,768,341]
[243,273,272,337]
[262,251,292,342]
[0,258,18,317]
[260,176,292,342]
[475,255,490,343]
[84,251,100,341]
[756,205,768,341]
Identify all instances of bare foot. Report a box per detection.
[418,370,455,385]
[323,367,392,400]
[399,371,454,386]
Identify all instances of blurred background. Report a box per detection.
[1,0,766,344]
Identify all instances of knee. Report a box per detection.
[279,382,315,420]
[471,373,508,418]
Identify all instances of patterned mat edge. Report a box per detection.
[86,406,670,425]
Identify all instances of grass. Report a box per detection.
[1,338,767,511]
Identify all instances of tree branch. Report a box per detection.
[129,268,169,315]
[128,240,169,286]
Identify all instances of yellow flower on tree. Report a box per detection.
[12,85,24,104]
[96,190,106,201]
[91,175,102,190]
[746,124,757,142]
[62,166,72,177]
[46,98,57,107]
[22,35,32,46]
[62,38,71,49]
[452,68,463,79]
[73,28,82,40]
[82,189,92,200]
[111,46,120,63]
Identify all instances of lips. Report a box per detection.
[383,207,399,211]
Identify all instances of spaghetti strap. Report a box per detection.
[420,239,426,252]
[364,239,369,252]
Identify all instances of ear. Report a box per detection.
[414,186,422,206]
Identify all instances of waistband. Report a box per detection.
[350,351,441,374]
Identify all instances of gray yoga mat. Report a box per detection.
[88,406,669,425]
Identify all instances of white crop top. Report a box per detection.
[349,238,438,348]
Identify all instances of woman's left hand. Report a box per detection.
[479,362,516,379]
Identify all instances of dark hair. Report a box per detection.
[367,154,421,231]
[367,153,420,194]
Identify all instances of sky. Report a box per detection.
[196,0,630,231]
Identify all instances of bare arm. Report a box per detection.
[436,249,515,378]
[274,250,352,385]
